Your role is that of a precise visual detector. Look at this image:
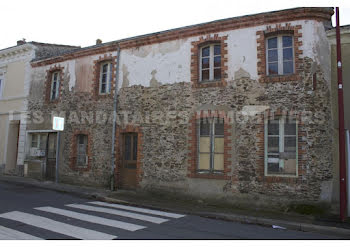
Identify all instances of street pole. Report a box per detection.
[335,7,347,221]
[55,131,60,183]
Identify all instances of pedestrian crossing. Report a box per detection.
[0,201,186,240]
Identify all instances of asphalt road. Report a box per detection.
[0,181,342,239]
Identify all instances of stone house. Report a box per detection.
[0,41,78,176]
[25,7,338,210]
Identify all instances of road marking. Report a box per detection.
[0,225,42,240]
[35,206,145,232]
[0,211,116,240]
[88,201,186,219]
[66,204,168,224]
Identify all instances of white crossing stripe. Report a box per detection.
[35,206,145,232]
[0,225,42,240]
[88,201,186,219]
[66,203,168,224]
[0,211,116,240]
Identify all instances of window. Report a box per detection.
[198,118,224,173]
[50,71,60,100]
[266,35,294,75]
[265,117,297,176]
[99,62,113,94]
[31,134,45,149]
[200,44,221,82]
[76,134,88,167]
[0,74,4,99]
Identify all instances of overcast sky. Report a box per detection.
[1,0,349,49]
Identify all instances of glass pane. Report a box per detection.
[214,137,224,153]
[101,83,106,93]
[283,48,293,61]
[202,58,209,69]
[284,137,296,154]
[268,63,278,75]
[283,61,294,74]
[102,73,107,83]
[282,36,293,47]
[102,63,108,73]
[201,69,209,81]
[214,68,221,80]
[268,49,278,62]
[268,120,279,135]
[268,163,280,173]
[268,136,279,153]
[53,73,57,81]
[214,45,221,55]
[215,122,224,136]
[200,119,210,136]
[124,135,131,160]
[214,154,224,170]
[199,153,210,170]
[214,56,221,67]
[133,135,138,161]
[285,120,296,135]
[268,37,277,49]
[199,137,210,153]
[202,46,210,57]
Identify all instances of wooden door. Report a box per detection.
[46,133,57,180]
[119,133,138,189]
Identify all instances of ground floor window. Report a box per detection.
[76,134,88,167]
[198,118,224,173]
[265,117,297,176]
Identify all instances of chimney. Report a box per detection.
[17,39,26,46]
[96,39,102,45]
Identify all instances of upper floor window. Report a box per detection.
[50,71,60,100]
[99,62,113,94]
[198,118,224,173]
[200,44,221,82]
[266,35,294,75]
[265,117,297,176]
[76,134,88,167]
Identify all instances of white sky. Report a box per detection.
[1,0,350,49]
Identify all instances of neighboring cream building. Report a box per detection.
[0,41,78,175]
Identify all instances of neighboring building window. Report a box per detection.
[265,117,297,176]
[50,71,60,100]
[76,134,88,167]
[266,35,294,75]
[198,118,224,173]
[200,44,221,82]
[99,62,113,94]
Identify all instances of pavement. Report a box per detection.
[0,174,349,239]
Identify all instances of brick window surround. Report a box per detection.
[256,109,306,183]
[115,125,144,188]
[69,130,92,172]
[188,111,231,179]
[44,65,64,103]
[256,23,303,83]
[92,54,117,100]
[191,34,228,88]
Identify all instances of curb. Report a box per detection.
[1,176,350,238]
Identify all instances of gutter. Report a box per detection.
[110,45,121,190]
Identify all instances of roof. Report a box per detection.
[31,7,334,67]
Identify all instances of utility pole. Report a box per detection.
[335,7,347,221]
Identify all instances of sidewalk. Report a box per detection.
[1,174,349,238]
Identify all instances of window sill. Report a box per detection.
[189,172,230,180]
[259,74,300,83]
[192,79,227,88]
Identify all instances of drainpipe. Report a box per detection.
[110,44,121,191]
[335,7,347,221]
[346,129,350,217]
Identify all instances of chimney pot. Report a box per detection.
[96,39,102,45]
